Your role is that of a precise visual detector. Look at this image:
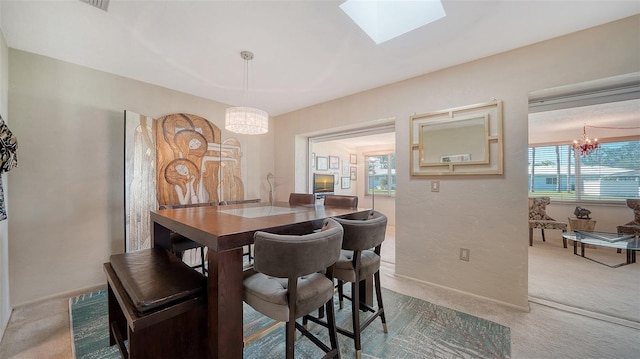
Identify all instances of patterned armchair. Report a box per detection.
[529,197,568,247]
[617,199,640,236]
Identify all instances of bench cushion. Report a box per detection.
[110,247,205,313]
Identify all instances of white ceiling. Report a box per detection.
[1,0,638,118]
[529,98,640,144]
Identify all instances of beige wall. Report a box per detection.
[274,16,640,310]
[0,23,10,336]
[6,50,275,306]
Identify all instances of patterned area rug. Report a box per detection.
[70,288,510,358]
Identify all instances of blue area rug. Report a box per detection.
[70,288,510,358]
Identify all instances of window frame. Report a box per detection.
[364,151,396,197]
[528,135,640,204]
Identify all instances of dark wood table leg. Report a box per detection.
[573,240,578,255]
[207,247,244,359]
[152,221,172,250]
[581,243,585,257]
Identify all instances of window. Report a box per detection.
[528,139,640,202]
[365,153,395,196]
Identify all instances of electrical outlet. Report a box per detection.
[459,248,470,261]
[431,180,440,192]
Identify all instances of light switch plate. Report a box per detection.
[459,248,470,261]
[431,181,440,192]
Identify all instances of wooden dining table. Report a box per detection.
[150,201,370,359]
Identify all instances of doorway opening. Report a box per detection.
[309,125,396,264]
[527,73,640,325]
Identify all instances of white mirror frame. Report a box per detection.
[410,99,503,176]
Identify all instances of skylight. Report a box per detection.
[340,0,446,45]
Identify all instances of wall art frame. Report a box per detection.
[410,99,503,176]
[316,156,328,171]
[329,155,340,169]
[341,176,351,189]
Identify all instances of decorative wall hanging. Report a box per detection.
[124,111,157,252]
[329,155,340,169]
[410,99,503,176]
[0,114,17,221]
[316,156,328,171]
[124,111,246,253]
[341,177,351,189]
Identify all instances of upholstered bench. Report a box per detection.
[103,247,207,359]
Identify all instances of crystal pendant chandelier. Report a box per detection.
[225,51,269,135]
[572,126,599,157]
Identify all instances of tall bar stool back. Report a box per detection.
[243,218,344,359]
[333,210,388,359]
[324,195,358,208]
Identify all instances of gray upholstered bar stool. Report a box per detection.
[326,210,388,359]
[243,218,344,359]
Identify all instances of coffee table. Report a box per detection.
[562,231,639,268]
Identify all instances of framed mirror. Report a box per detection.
[411,100,503,176]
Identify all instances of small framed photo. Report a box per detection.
[333,172,339,185]
[350,153,357,164]
[350,166,357,180]
[316,156,328,171]
[329,156,340,169]
[342,160,349,176]
[341,177,351,189]
[311,152,315,168]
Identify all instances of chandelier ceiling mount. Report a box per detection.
[224,51,269,135]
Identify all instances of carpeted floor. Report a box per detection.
[70,288,510,359]
[528,237,640,325]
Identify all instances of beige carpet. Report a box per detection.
[528,234,640,325]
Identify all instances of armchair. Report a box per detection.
[617,199,640,236]
[529,197,568,247]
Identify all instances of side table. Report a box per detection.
[568,217,597,249]
[568,217,596,232]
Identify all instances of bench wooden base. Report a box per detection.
[104,262,207,358]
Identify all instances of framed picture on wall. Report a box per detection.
[333,172,339,185]
[350,166,357,180]
[316,156,328,171]
[329,156,340,169]
[341,177,351,189]
[311,152,315,168]
[342,160,349,176]
[350,153,357,164]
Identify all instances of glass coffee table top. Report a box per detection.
[563,231,640,250]
[562,231,639,267]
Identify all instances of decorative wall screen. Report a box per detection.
[124,111,245,252]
